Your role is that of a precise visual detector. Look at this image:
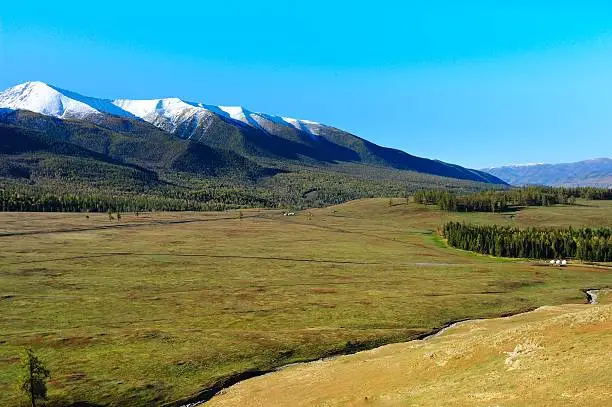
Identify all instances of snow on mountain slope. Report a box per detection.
[0,81,107,119]
[216,106,321,136]
[112,98,217,137]
[280,117,321,136]
[0,81,323,138]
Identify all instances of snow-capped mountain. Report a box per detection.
[0,81,321,139]
[0,81,507,184]
[0,81,133,120]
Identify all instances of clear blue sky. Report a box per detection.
[1,1,611,168]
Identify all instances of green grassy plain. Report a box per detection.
[1,199,611,406]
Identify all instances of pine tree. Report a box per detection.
[19,348,50,407]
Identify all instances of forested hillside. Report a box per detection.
[0,110,500,212]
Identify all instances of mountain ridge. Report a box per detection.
[0,81,322,137]
[0,81,506,185]
[483,158,612,187]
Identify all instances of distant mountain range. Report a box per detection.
[482,158,612,187]
[0,81,504,185]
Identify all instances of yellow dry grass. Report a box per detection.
[208,291,612,407]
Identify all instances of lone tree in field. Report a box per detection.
[19,348,50,407]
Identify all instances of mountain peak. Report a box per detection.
[0,82,326,137]
[0,81,138,120]
[20,80,52,89]
[0,81,97,119]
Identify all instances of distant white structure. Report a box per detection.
[283,212,296,216]
[550,260,556,265]
[550,259,568,267]
[561,259,568,266]
[555,260,561,266]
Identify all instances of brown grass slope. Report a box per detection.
[208,292,612,407]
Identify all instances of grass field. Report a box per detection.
[1,199,611,406]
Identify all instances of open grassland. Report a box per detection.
[208,291,612,407]
[1,199,611,406]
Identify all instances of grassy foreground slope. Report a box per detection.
[0,199,611,406]
[209,292,612,407]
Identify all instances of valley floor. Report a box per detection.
[0,199,611,406]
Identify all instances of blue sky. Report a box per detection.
[1,1,611,168]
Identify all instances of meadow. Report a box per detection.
[1,199,611,406]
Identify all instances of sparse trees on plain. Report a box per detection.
[19,348,50,407]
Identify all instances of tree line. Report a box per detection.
[441,221,612,261]
[0,185,259,212]
[414,186,612,212]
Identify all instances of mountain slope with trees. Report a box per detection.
[0,82,506,185]
[0,82,510,212]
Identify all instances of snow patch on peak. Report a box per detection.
[508,163,545,168]
[218,106,266,132]
[281,116,321,136]
[0,82,328,138]
[112,97,217,134]
[218,105,247,118]
[0,81,96,118]
[482,162,547,171]
[0,81,135,120]
[113,98,194,119]
[215,106,322,135]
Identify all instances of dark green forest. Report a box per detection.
[0,165,488,213]
[414,186,612,212]
[442,221,612,261]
